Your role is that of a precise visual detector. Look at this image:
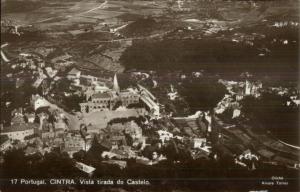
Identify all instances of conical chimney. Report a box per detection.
[113,74,120,93]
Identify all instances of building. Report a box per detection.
[1,123,37,141]
[113,74,120,93]
[138,84,160,117]
[63,134,90,157]
[76,73,159,119]
[25,113,36,123]
[80,91,118,113]
[245,80,262,97]
[0,135,11,151]
[31,95,51,110]
[67,68,81,81]
[80,75,140,113]
[193,138,207,149]
[67,67,110,87]
[75,162,96,177]
[157,130,173,144]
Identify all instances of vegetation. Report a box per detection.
[120,38,298,80]
[241,92,299,145]
[1,149,81,179]
[179,78,227,113]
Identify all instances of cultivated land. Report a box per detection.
[2,0,298,75]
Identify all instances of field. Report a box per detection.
[1,0,299,77]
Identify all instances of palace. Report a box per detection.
[79,74,159,117]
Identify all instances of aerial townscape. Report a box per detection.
[0,0,299,192]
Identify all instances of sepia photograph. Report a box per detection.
[0,0,299,192]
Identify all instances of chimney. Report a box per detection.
[113,74,120,93]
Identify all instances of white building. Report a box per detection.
[75,162,96,176]
[140,95,160,117]
[157,130,173,144]
[232,109,241,119]
[67,68,81,80]
[193,138,207,149]
[138,84,159,117]
[31,95,51,110]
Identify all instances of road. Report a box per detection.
[72,0,108,16]
[30,0,108,25]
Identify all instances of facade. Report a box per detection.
[1,123,37,141]
[75,162,96,176]
[67,68,81,79]
[67,67,111,87]
[63,134,90,155]
[138,84,160,117]
[157,130,173,144]
[245,80,262,97]
[80,91,140,113]
[193,138,207,149]
[80,74,140,113]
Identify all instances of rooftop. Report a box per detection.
[92,92,113,99]
[1,123,38,133]
[68,68,81,75]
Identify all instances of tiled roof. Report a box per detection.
[2,123,38,133]
[92,92,113,99]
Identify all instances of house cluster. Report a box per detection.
[73,113,214,168]
[0,93,88,157]
[219,79,261,100]
[272,21,299,28]
[82,118,162,168]
[234,149,259,170]
[0,107,91,157]
[15,53,59,89]
[215,79,263,118]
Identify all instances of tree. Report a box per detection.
[63,94,85,111]
[112,100,122,110]
[241,92,299,145]
[2,149,28,178]
[38,151,79,178]
[179,78,227,113]
[179,78,227,147]
[54,78,72,93]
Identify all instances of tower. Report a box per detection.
[113,74,120,93]
[245,80,251,95]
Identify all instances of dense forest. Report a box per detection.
[120,37,298,81]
